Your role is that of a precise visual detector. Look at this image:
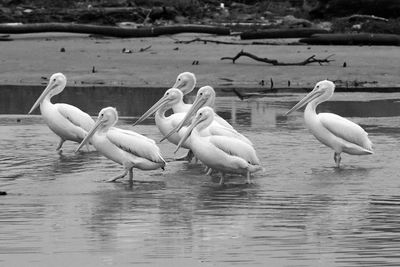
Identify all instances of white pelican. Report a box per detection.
[28,73,94,151]
[76,107,166,182]
[171,72,196,113]
[286,80,373,167]
[133,88,192,150]
[176,107,262,184]
[161,86,252,146]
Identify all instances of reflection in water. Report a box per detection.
[2,93,400,266]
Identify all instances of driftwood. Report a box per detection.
[0,23,230,38]
[174,37,301,46]
[300,33,400,46]
[240,28,329,40]
[221,50,334,65]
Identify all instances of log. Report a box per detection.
[300,33,400,46]
[240,28,329,40]
[0,23,230,38]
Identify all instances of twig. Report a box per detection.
[139,45,152,52]
[221,50,334,66]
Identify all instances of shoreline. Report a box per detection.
[1,33,400,90]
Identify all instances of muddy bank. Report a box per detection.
[0,33,399,90]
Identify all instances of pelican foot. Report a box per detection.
[334,152,341,168]
[106,170,128,182]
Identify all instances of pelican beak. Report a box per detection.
[285,89,323,116]
[132,94,170,126]
[159,93,207,142]
[75,118,103,152]
[174,114,202,154]
[28,82,57,114]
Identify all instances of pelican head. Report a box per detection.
[28,73,67,114]
[175,106,214,153]
[173,72,196,95]
[75,107,118,152]
[133,88,183,126]
[286,80,335,116]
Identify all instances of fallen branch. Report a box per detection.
[174,37,301,46]
[221,50,334,65]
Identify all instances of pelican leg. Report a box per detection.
[106,169,128,182]
[56,139,65,151]
[246,171,252,184]
[219,173,225,185]
[206,168,213,176]
[334,152,341,168]
[128,168,133,183]
[204,166,209,173]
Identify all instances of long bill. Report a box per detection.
[132,95,169,126]
[174,115,202,154]
[75,118,103,152]
[285,90,323,116]
[160,95,207,142]
[28,82,56,114]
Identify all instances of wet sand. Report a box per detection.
[0,32,399,89]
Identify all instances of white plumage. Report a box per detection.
[28,73,95,150]
[286,80,373,167]
[76,107,166,182]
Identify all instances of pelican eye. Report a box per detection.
[53,78,56,82]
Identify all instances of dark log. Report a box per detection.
[240,28,329,40]
[0,23,230,38]
[300,33,400,46]
[221,50,334,66]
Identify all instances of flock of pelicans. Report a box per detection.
[27,72,373,184]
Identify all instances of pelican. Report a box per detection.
[161,85,252,146]
[176,107,262,184]
[171,72,197,113]
[286,80,373,167]
[133,88,193,150]
[76,107,166,182]
[28,73,95,151]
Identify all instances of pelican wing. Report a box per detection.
[56,103,94,132]
[208,123,253,146]
[111,127,156,144]
[318,113,373,151]
[107,128,165,164]
[209,136,260,165]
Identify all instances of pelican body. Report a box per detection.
[286,80,373,167]
[171,72,196,113]
[76,107,166,182]
[176,107,262,184]
[28,73,95,151]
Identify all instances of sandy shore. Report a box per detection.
[1,32,399,90]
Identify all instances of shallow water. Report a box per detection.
[2,92,400,266]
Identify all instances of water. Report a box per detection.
[1,90,400,266]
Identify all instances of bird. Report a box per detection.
[175,107,262,184]
[133,88,191,148]
[75,107,166,182]
[171,72,197,113]
[160,85,252,146]
[28,73,94,151]
[286,80,373,168]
